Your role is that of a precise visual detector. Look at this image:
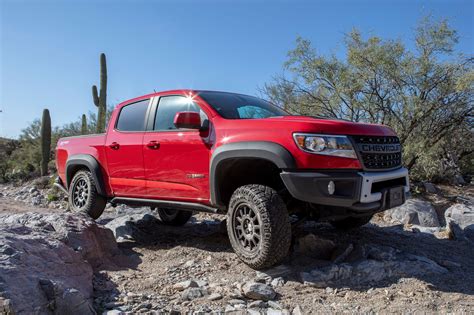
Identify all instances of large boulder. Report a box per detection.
[452,175,466,186]
[384,199,440,227]
[0,212,120,269]
[0,212,120,314]
[301,245,447,288]
[445,203,474,242]
[105,210,160,242]
[422,182,438,194]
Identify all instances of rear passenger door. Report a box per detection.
[142,95,212,201]
[105,99,150,197]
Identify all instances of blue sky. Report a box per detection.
[1,0,473,138]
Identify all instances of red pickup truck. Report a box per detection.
[56,89,409,269]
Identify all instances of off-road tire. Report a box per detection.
[227,184,291,270]
[68,170,106,220]
[157,209,193,226]
[330,215,373,230]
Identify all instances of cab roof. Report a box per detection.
[117,89,257,108]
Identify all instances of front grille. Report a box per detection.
[351,135,402,170]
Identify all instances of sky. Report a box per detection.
[0,0,473,139]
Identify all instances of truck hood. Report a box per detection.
[263,116,397,136]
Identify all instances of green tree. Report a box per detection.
[263,16,473,181]
[0,138,19,182]
[9,119,42,178]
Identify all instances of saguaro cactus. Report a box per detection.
[40,109,51,176]
[81,114,87,135]
[92,53,107,133]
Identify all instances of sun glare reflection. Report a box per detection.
[185,93,196,105]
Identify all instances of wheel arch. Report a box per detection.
[65,154,107,196]
[210,141,296,208]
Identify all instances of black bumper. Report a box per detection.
[280,170,408,213]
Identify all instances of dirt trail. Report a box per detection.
[93,213,474,313]
[0,197,54,214]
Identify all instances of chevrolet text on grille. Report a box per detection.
[359,144,401,153]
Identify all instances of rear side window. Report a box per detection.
[116,99,149,131]
[154,96,206,131]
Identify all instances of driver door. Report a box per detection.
[142,95,212,202]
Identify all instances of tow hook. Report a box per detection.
[53,177,69,196]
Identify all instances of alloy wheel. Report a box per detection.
[72,177,89,208]
[232,203,262,253]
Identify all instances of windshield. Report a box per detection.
[197,91,289,119]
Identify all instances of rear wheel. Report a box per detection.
[330,215,373,230]
[68,170,106,219]
[227,184,291,270]
[157,209,192,226]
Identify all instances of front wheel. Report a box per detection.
[330,214,373,230]
[68,170,106,219]
[227,184,291,270]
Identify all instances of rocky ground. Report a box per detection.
[0,178,473,314]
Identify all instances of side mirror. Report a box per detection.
[174,111,201,129]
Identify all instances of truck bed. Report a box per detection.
[56,133,107,185]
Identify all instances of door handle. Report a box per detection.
[109,142,120,150]
[146,141,160,150]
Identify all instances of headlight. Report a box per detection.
[293,133,357,159]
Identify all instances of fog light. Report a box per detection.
[328,181,335,195]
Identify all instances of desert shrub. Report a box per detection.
[47,193,59,202]
[33,176,52,189]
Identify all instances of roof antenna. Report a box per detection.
[153,89,156,93]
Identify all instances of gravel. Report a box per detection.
[1,181,473,313]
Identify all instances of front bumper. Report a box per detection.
[280,167,410,212]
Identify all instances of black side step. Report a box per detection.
[110,197,219,214]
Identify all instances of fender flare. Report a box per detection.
[210,141,296,207]
[65,154,107,196]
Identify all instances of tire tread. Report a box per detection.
[68,170,106,219]
[227,184,291,269]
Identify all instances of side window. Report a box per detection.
[154,96,207,131]
[116,99,149,131]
